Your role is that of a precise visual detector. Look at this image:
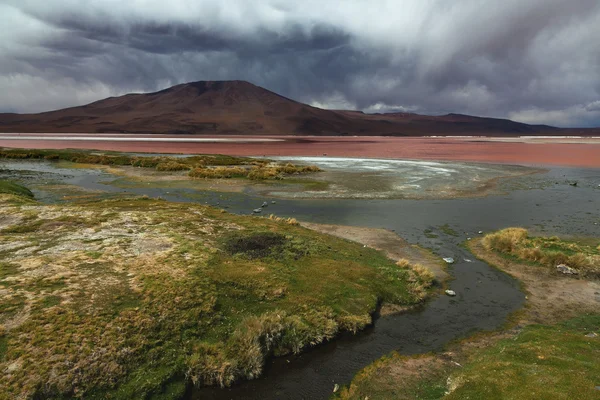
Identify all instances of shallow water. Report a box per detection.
[1,159,599,399]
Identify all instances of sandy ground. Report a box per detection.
[1,135,599,167]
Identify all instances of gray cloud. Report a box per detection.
[0,0,599,127]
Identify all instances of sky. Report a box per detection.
[1,0,599,127]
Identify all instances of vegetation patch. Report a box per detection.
[439,224,459,237]
[0,148,321,181]
[444,314,600,400]
[0,180,34,198]
[337,314,600,400]
[0,189,426,399]
[482,228,600,278]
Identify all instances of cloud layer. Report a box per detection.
[1,0,599,127]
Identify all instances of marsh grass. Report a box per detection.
[0,148,321,181]
[482,228,600,278]
[0,191,422,399]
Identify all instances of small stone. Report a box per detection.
[556,264,578,275]
[443,257,454,264]
[478,231,483,234]
[445,289,456,296]
[261,202,268,207]
[271,201,276,204]
[333,384,339,393]
[585,332,598,338]
[253,208,262,213]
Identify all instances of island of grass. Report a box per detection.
[336,229,600,400]
[0,180,34,199]
[0,188,433,399]
[0,148,321,180]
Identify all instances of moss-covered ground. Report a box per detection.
[336,314,600,400]
[0,188,431,399]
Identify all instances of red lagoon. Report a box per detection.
[0,135,599,168]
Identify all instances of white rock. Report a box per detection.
[556,264,578,275]
[333,384,339,393]
[445,289,457,296]
[443,257,454,264]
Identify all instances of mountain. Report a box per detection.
[0,80,583,136]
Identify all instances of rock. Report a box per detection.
[478,231,483,234]
[271,201,276,204]
[463,258,473,263]
[261,202,268,207]
[443,257,455,264]
[253,208,262,213]
[569,181,578,186]
[333,384,339,393]
[556,264,578,275]
[585,332,598,338]
[445,289,456,296]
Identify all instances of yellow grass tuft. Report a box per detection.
[267,214,299,225]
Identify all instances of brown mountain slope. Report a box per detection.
[0,80,585,135]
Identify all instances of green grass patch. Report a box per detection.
[446,314,600,400]
[338,314,600,400]
[0,180,34,198]
[336,352,451,400]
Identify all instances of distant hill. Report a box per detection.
[0,80,594,136]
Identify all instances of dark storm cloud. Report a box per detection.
[1,0,599,127]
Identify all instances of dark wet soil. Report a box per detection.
[2,159,599,400]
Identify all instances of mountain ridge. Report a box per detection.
[0,80,594,136]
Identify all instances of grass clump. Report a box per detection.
[267,214,299,226]
[396,259,436,302]
[0,180,34,198]
[483,228,600,278]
